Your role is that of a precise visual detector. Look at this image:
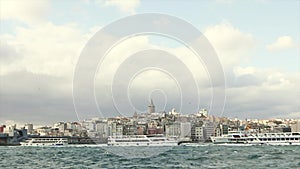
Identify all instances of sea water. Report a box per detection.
[0,145,299,169]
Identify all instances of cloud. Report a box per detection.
[0,22,88,76]
[1,19,299,124]
[0,42,23,64]
[215,0,234,4]
[0,0,50,24]
[226,67,300,118]
[0,71,77,125]
[266,36,298,51]
[95,0,140,14]
[204,22,256,67]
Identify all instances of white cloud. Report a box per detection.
[0,19,299,123]
[233,66,257,76]
[0,22,90,76]
[0,0,50,24]
[215,0,234,4]
[227,66,300,118]
[266,36,297,51]
[204,22,256,67]
[97,0,140,14]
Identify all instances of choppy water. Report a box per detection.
[0,145,299,169]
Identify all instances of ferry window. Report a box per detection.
[295,138,298,140]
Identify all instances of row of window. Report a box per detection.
[229,137,299,142]
[115,140,150,142]
[257,137,299,141]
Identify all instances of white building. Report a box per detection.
[197,109,208,118]
[108,122,123,137]
[96,121,108,138]
[291,121,300,132]
[82,120,95,132]
[53,122,67,132]
[165,122,181,137]
[203,121,215,140]
[180,122,191,138]
[25,123,33,134]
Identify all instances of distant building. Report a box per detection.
[192,126,204,142]
[197,109,208,118]
[136,126,145,135]
[148,99,155,114]
[96,121,108,138]
[221,124,229,135]
[24,123,33,134]
[180,122,191,138]
[191,121,204,141]
[165,122,181,137]
[0,125,6,133]
[291,121,300,132]
[123,123,137,135]
[203,121,215,141]
[116,124,123,136]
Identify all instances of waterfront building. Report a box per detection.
[203,121,215,141]
[221,124,229,135]
[136,123,147,135]
[82,120,95,132]
[0,125,5,133]
[24,123,33,134]
[116,124,123,136]
[180,122,191,138]
[291,121,300,132]
[96,121,108,138]
[53,122,67,133]
[165,122,181,138]
[36,126,52,136]
[123,122,137,135]
[192,126,204,141]
[191,121,204,141]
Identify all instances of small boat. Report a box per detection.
[20,137,68,146]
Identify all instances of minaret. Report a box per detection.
[148,99,155,114]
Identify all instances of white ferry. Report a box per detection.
[20,137,68,146]
[107,135,178,146]
[211,132,300,145]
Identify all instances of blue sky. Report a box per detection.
[0,0,299,124]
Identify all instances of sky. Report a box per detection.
[0,0,299,125]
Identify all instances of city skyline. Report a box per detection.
[0,0,299,125]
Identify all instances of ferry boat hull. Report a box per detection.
[211,132,300,145]
[107,135,178,146]
[20,137,68,146]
